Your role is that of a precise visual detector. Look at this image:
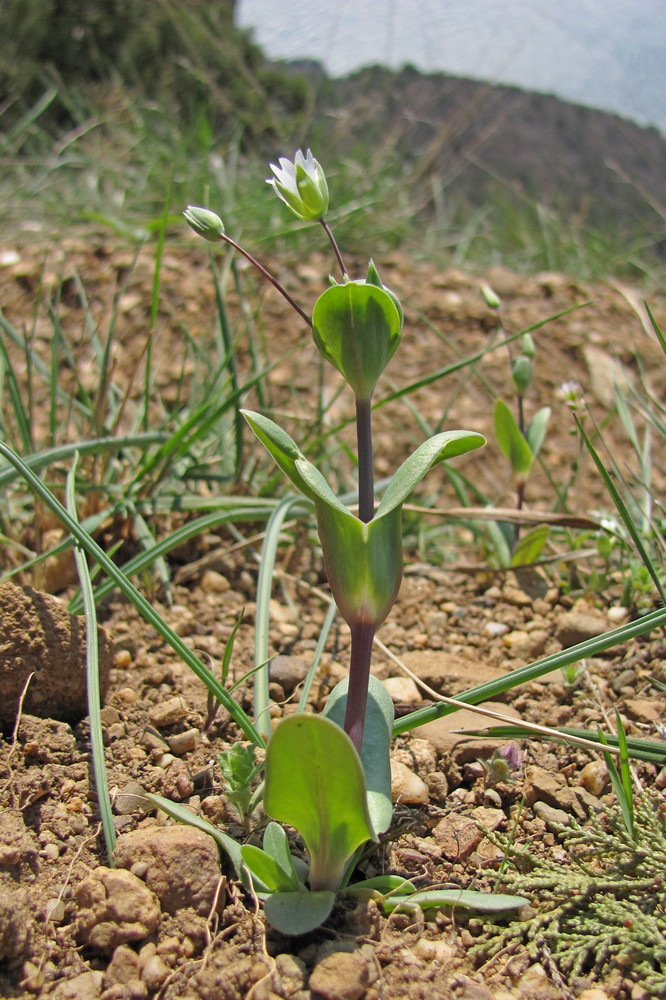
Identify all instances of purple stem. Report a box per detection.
[356,396,374,523]
[320,219,348,277]
[343,622,376,754]
[218,233,311,328]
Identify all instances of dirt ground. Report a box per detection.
[1,236,666,1000]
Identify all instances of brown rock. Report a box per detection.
[48,971,104,1000]
[104,944,141,987]
[523,765,579,813]
[269,655,310,692]
[390,760,429,804]
[309,950,368,1000]
[555,604,607,647]
[0,885,33,961]
[623,697,666,725]
[0,582,113,726]
[75,868,160,953]
[432,807,504,862]
[416,706,522,755]
[113,824,222,916]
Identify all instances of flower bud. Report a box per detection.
[511,355,533,396]
[521,333,536,359]
[183,206,225,242]
[267,149,329,222]
[481,285,501,310]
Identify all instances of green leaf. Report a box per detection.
[376,430,485,518]
[383,889,530,914]
[316,501,402,628]
[599,715,635,840]
[240,409,344,513]
[494,399,533,480]
[312,282,402,401]
[264,714,375,892]
[323,675,395,835]
[346,875,416,897]
[263,890,336,935]
[525,406,551,459]
[510,524,550,567]
[263,822,303,886]
[240,842,303,894]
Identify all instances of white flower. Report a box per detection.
[267,149,329,222]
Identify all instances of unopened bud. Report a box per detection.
[183,206,225,242]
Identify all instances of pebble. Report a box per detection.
[113,824,223,916]
[308,950,368,1000]
[624,697,666,725]
[166,728,200,755]
[555,605,607,647]
[148,695,188,728]
[113,782,151,817]
[116,686,140,704]
[200,569,230,593]
[515,962,561,999]
[533,801,572,828]
[269,654,310,692]
[384,676,423,705]
[390,761,429,804]
[48,970,104,1000]
[578,759,609,797]
[482,621,509,638]
[433,807,504,861]
[75,868,160,953]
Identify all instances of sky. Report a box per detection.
[236,0,666,134]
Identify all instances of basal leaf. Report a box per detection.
[264,714,375,892]
[323,675,395,835]
[383,888,530,914]
[240,843,302,894]
[263,889,336,935]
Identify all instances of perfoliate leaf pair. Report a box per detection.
[312,273,403,402]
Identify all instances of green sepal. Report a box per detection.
[323,674,395,835]
[264,714,376,892]
[494,399,533,480]
[311,281,402,401]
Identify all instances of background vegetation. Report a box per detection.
[2,0,666,281]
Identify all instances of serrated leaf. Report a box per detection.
[264,714,375,892]
[323,675,395,835]
[494,399,533,479]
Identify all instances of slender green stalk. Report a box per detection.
[217,232,311,327]
[66,456,116,862]
[320,219,348,277]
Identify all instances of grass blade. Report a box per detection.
[65,455,116,862]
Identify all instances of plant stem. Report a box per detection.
[356,396,374,523]
[320,219,348,277]
[218,233,311,327]
[344,621,376,754]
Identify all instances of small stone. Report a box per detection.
[116,686,139,704]
[578,760,609,797]
[390,761,429,804]
[75,868,160,953]
[576,990,612,1000]
[141,953,171,991]
[45,898,66,923]
[533,801,572,828]
[200,569,230,593]
[624,697,666,725]
[482,621,509,638]
[523,765,578,812]
[607,606,629,625]
[432,807,504,861]
[114,650,132,669]
[502,629,548,659]
[21,960,45,993]
[105,944,141,987]
[269,655,309,692]
[48,970,104,1000]
[555,605,607,647]
[515,961,561,999]
[309,950,368,1000]
[149,696,188,728]
[167,728,200,755]
[114,782,151,817]
[384,676,423,705]
[113,824,223,916]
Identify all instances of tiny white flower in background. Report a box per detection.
[558,380,583,408]
[267,149,329,222]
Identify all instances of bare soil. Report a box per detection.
[1,237,666,1000]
